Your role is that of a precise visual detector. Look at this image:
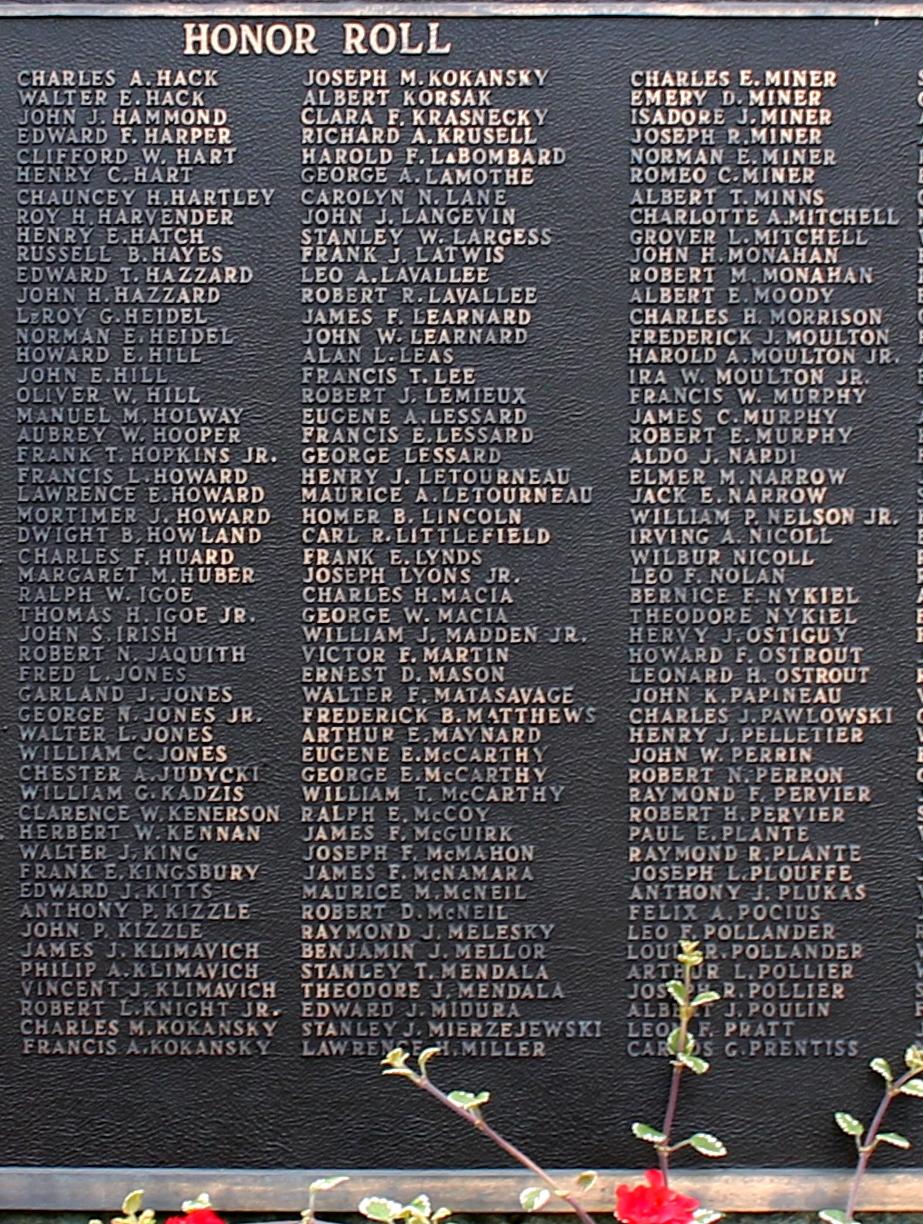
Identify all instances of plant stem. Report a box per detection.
[658,1067,683,1186]
[416,1077,596,1224]
[658,960,693,1188]
[844,1068,916,1223]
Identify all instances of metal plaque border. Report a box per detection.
[0,1168,922,1213]
[3,0,923,1212]
[8,2,923,18]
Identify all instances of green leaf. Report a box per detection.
[576,1171,598,1193]
[900,1079,923,1097]
[182,1198,213,1215]
[121,1193,144,1218]
[678,1052,709,1075]
[878,1131,911,1150]
[835,1112,864,1137]
[431,1210,452,1224]
[380,1048,415,1078]
[692,991,721,1007]
[678,939,704,967]
[408,1197,431,1216]
[359,1198,402,1224]
[310,1178,348,1193]
[631,1122,666,1145]
[666,979,687,1005]
[818,1210,848,1224]
[688,1132,727,1158]
[693,1210,722,1224]
[519,1188,550,1213]
[905,1046,923,1073]
[417,1047,441,1074]
[870,1058,893,1083]
[447,1089,490,1110]
[666,1027,684,1056]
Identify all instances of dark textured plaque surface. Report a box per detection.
[3,4,923,1194]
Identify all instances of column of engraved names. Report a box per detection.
[626,67,895,1059]
[298,63,408,1052]
[15,64,281,1055]
[16,69,124,1056]
[299,60,603,1057]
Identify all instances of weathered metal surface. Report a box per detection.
[4,2,923,1210]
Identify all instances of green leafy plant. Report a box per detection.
[89,1191,224,1224]
[626,940,724,1224]
[302,1177,349,1224]
[358,1194,451,1224]
[89,1190,155,1224]
[380,1047,597,1224]
[819,1045,923,1224]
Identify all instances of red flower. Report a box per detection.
[164,1211,226,1224]
[614,1170,698,1224]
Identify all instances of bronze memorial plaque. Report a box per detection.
[6,0,923,1213]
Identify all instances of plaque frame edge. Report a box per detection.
[0,1169,921,1214]
[7,2,923,18]
[0,1,919,1213]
